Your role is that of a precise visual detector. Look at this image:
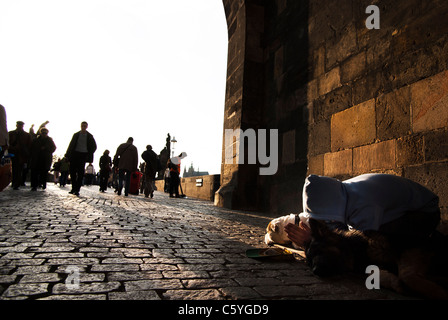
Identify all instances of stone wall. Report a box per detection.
[259,1,310,214]
[155,175,220,201]
[216,0,267,211]
[180,175,221,201]
[216,0,310,215]
[306,0,448,218]
[218,0,448,218]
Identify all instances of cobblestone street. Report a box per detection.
[0,184,407,301]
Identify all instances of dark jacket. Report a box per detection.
[65,131,97,163]
[114,143,138,172]
[99,154,112,173]
[8,129,32,164]
[141,149,159,176]
[29,136,56,170]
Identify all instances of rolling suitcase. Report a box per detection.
[129,171,142,195]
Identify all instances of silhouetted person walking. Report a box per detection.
[65,121,97,196]
[113,137,138,196]
[30,127,56,191]
[141,145,159,198]
[99,149,112,192]
[8,121,32,190]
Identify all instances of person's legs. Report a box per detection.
[11,159,22,189]
[148,176,154,198]
[69,153,80,193]
[169,172,178,197]
[30,168,38,190]
[118,169,125,195]
[60,171,67,186]
[146,175,154,198]
[172,172,179,197]
[73,165,83,194]
[69,165,77,192]
[69,152,86,195]
[99,171,108,191]
[124,170,131,196]
[39,167,47,189]
[144,169,155,198]
[144,172,150,197]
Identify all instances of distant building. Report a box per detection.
[183,163,208,177]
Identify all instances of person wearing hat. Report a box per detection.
[8,121,32,190]
[29,127,56,191]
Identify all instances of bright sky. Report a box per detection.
[0,0,228,175]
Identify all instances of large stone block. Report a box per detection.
[411,70,448,133]
[404,162,448,219]
[311,45,325,78]
[319,66,341,96]
[424,129,448,162]
[353,140,396,173]
[307,79,318,103]
[308,119,330,156]
[352,70,385,106]
[340,51,366,84]
[325,23,358,70]
[314,85,352,122]
[324,149,353,177]
[396,134,424,167]
[307,154,324,176]
[376,85,411,141]
[331,99,376,151]
[388,43,445,91]
[365,35,391,72]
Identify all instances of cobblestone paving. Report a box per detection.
[0,184,408,300]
